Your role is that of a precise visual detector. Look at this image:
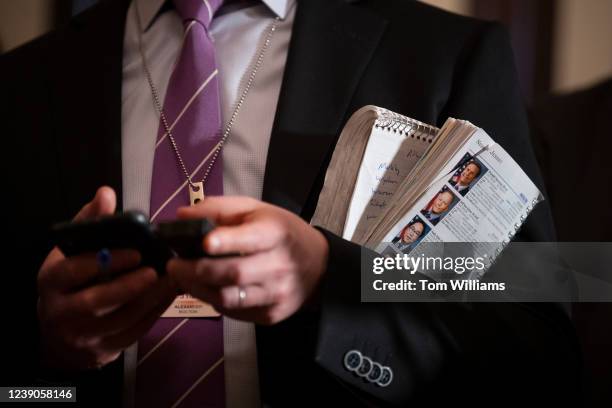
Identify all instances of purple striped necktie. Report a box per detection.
[136,1,225,407]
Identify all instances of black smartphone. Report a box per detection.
[51,211,216,277]
[155,218,215,259]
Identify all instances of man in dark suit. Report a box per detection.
[449,160,482,196]
[420,189,455,225]
[0,0,580,406]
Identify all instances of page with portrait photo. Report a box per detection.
[375,127,543,277]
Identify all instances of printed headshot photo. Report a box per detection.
[420,185,459,226]
[389,215,431,254]
[448,153,488,196]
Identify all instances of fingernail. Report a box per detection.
[207,235,220,251]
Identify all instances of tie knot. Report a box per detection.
[173,0,224,28]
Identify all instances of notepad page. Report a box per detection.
[343,125,432,240]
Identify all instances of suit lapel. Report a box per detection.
[262,0,387,218]
[52,0,128,215]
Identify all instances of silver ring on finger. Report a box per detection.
[238,286,247,307]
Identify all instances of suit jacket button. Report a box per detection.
[343,350,363,372]
[377,366,393,387]
[356,356,373,378]
[367,361,383,383]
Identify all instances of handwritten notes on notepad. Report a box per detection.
[342,126,431,241]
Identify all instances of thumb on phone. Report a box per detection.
[40,186,117,284]
[74,186,117,222]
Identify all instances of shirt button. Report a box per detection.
[367,361,383,383]
[357,356,373,378]
[377,366,394,387]
[343,350,363,372]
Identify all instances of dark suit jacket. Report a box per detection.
[420,209,442,226]
[449,178,470,196]
[0,0,580,406]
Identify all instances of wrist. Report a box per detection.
[302,226,330,310]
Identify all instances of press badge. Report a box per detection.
[161,295,220,318]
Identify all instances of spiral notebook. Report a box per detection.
[311,105,543,275]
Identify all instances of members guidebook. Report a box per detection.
[311,106,542,280]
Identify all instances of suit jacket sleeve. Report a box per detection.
[312,23,579,406]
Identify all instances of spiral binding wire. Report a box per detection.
[373,108,439,143]
[493,197,540,259]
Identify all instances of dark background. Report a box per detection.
[1,0,611,406]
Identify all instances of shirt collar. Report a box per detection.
[264,0,294,18]
[136,0,295,32]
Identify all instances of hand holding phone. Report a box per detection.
[51,210,217,277]
[37,187,177,371]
